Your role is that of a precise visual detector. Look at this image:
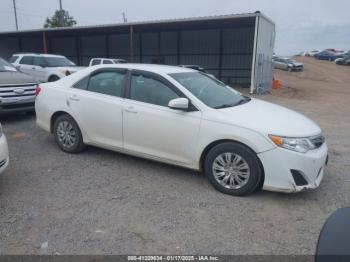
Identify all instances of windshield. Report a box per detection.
[0,58,17,72]
[169,72,249,109]
[44,57,76,67]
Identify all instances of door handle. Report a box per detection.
[32,67,36,70]
[69,94,80,101]
[124,106,138,114]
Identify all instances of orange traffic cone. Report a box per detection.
[273,79,281,89]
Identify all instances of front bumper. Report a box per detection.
[258,143,328,193]
[291,66,304,71]
[0,134,9,174]
[0,97,35,114]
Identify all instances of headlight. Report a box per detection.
[269,135,315,153]
[288,64,294,67]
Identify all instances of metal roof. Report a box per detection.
[0,11,274,35]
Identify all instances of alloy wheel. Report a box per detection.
[212,152,250,189]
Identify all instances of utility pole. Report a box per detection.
[12,0,18,30]
[122,12,127,23]
[59,0,63,26]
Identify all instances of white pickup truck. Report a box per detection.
[89,58,127,66]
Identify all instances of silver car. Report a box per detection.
[273,57,304,72]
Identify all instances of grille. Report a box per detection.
[310,135,325,149]
[0,83,36,99]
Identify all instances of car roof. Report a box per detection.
[93,63,195,74]
[13,53,64,58]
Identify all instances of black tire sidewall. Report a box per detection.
[204,142,262,196]
[49,75,60,82]
[53,115,84,153]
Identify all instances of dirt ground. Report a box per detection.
[0,57,349,255]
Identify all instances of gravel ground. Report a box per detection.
[0,57,349,255]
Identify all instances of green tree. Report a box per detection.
[44,10,77,28]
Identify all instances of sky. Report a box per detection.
[0,0,349,55]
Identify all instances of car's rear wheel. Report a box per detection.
[53,114,85,153]
[204,142,262,196]
[48,75,60,82]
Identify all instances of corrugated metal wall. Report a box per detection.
[0,20,259,87]
[253,16,275,93]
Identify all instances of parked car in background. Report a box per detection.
[273,57,304,71]
[308,50,320,57]
[10,53,85,82]
[314,50,344,61]
[335,55,350,65]
[0,123,9,175]
[89,58,127,66]
[178,65,215,78]
[35,64,328,196]
[0,57,38,114]
[178,65,208,73]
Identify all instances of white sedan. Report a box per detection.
[35,64,328,196]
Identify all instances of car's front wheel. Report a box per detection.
[204,142,263,196]
[53,114,85,153]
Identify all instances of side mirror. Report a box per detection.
[168,98,189,110]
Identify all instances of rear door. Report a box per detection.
[122,70,202,165]
[32,56,47,82]
[67,68,127,149]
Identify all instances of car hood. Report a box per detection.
[216,98,321,137]
[0,71,37,85]
[291,62,303,66]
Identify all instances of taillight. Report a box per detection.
[35,85,41,96]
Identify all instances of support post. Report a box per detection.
[43,32,48,54]
[129,25,134,62]
[218,29,223,80]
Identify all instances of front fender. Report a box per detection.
[196,119,276,164]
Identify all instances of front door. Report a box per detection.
[123,71,202,166]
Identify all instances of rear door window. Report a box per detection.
[87,70,127,97]
[33,56,46,67]
[102,60,113,64]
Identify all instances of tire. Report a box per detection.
[204,142,262,196]
[288,67,292,72]
[48,75,60,82]
[53,114,85,153]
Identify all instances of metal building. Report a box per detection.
[0,12,275,93]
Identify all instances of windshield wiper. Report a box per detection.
[214,103,236,109]
[235,96,251,106]
[214,97,251,109]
